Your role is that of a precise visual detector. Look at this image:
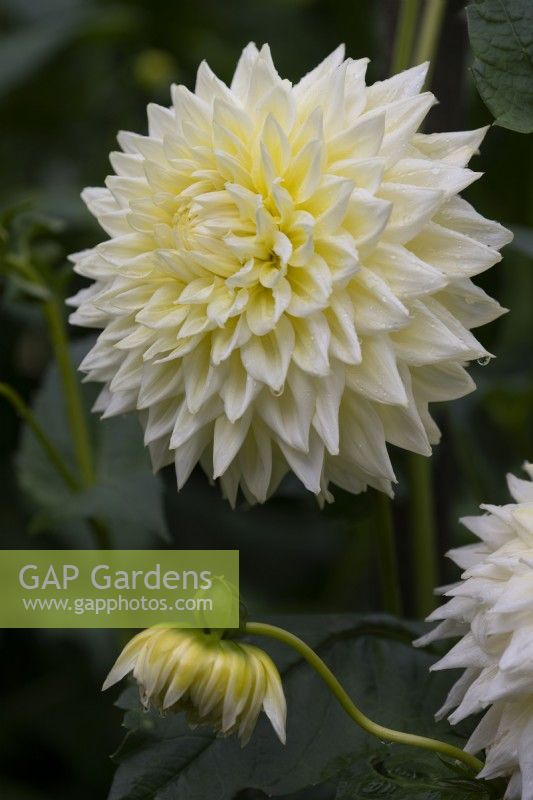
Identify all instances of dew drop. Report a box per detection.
[477,355,492,366]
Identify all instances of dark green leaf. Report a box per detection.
[335,748,503,799]
[467,0,533,133]
[16,337,168,544]
[109,615,476,800]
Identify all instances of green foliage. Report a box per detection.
[335,749,503,800]
[467,0,533,133]
[17,338,169,544]
[0,205,72,308]
[109,616,482,800]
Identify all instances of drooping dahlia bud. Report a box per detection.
[416,464,533,799]
[69,43,512,505]
[103,627,286,746]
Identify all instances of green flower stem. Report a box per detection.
[374,491,403,616]
[391,0,420,74]
[413,0,446,80]
[42,298,113,550]
[392,0,446,619]
[245,621,484,775]
[5,256,112,548]
[42,296,95,488]
[0,382,79,491]
[409,454,439,617]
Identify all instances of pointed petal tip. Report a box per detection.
[102,672,119,692]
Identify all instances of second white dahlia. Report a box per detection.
[69,43,512,504]
[416,465,533,799]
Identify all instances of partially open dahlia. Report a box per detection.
[103,627,286,746]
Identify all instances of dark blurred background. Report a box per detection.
[0,0,532,797]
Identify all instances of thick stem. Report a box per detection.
[0,382,79,491]
[42,296,112,549]
[43,297,94,487]
[8,258,111,548]
[397,0,445,619]
[374,492,403,616]
[245,621,483,775]
[413,0,446,80]
[391,0,420,74]
[409,454,439,617]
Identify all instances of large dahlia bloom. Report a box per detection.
[69,43,512,504]
[416,465,533,799]
[103,627,286,746]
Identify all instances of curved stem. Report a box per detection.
[0,382,79,491]
[373,492,403,616]
[409,454,438,617]
[43,296,94,487]
[391,0,420,74]
[245,621,484,775]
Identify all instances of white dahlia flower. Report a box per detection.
[69,43,512,504]
[416,464,533,799]
[103,627,286,746]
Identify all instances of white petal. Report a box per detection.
[378,182,444,244]
[292,314,330,376]
[313,364,344,454]
[409,222,502,279]
[365,63,429,108]
[412,127,488,167]
[378,92,436,166]
[325,291,361,365]
[392,299,488,366]
[278,430,324,494]
[436,278,506,329]
[435,195,513,249]
[238,421,273,503]
[241,317,294,392]
[339,395,395,482]
[376,364,431,455]
[213,411,252,478]
[508,472,533,504]
[170,395,222,449]
[174,426,212,489]
[221,353,260,422]
[342,189,391,255]
[257,368,315,451]
[182,342,223,414]
[102,629,153,690]
[230,42,260,99]
[346,334,407,405]
[367,242,446,298]
[293,44,345,99]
